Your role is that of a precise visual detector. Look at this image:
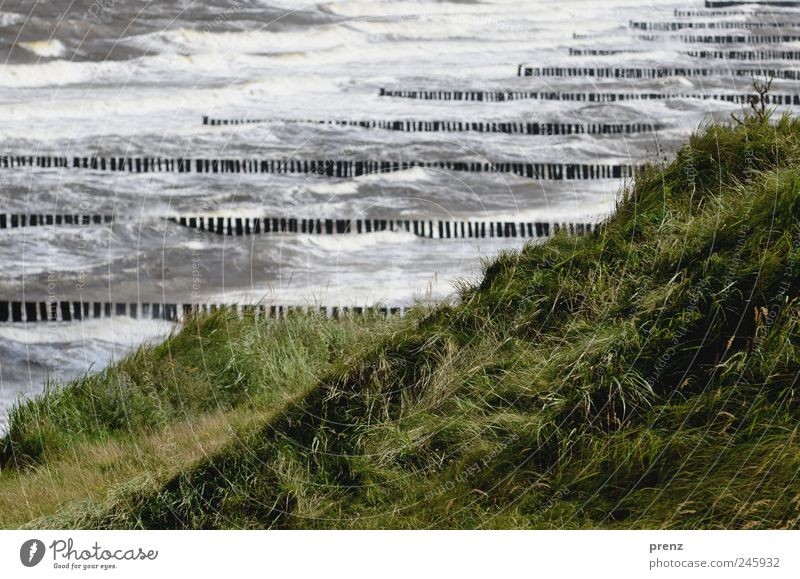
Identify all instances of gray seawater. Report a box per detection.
[1,0,799,429]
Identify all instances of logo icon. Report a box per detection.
[20,539,46,567]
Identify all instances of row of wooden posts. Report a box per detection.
[377,88,800,105]
[0,300,406,324]
[0,213,598,240]
[0,155,635,180]
[202,116,662,135]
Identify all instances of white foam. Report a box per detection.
[0,11,23,27]
[305,229,417,250]
[0,317,172,345]
[357,166,438,184]
[18,39,67,58]
[124,27,366,56]
[323,0,496,18]
[297,181,359,196]
[0,52,338,89]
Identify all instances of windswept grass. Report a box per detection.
[0,311,397,528]
[2,112,799,529]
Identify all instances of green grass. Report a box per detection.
[0,310,397,528]
[2,112,800,529]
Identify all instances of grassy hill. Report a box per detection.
[2,112,799,529]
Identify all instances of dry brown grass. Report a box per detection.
[0,405,282,528]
